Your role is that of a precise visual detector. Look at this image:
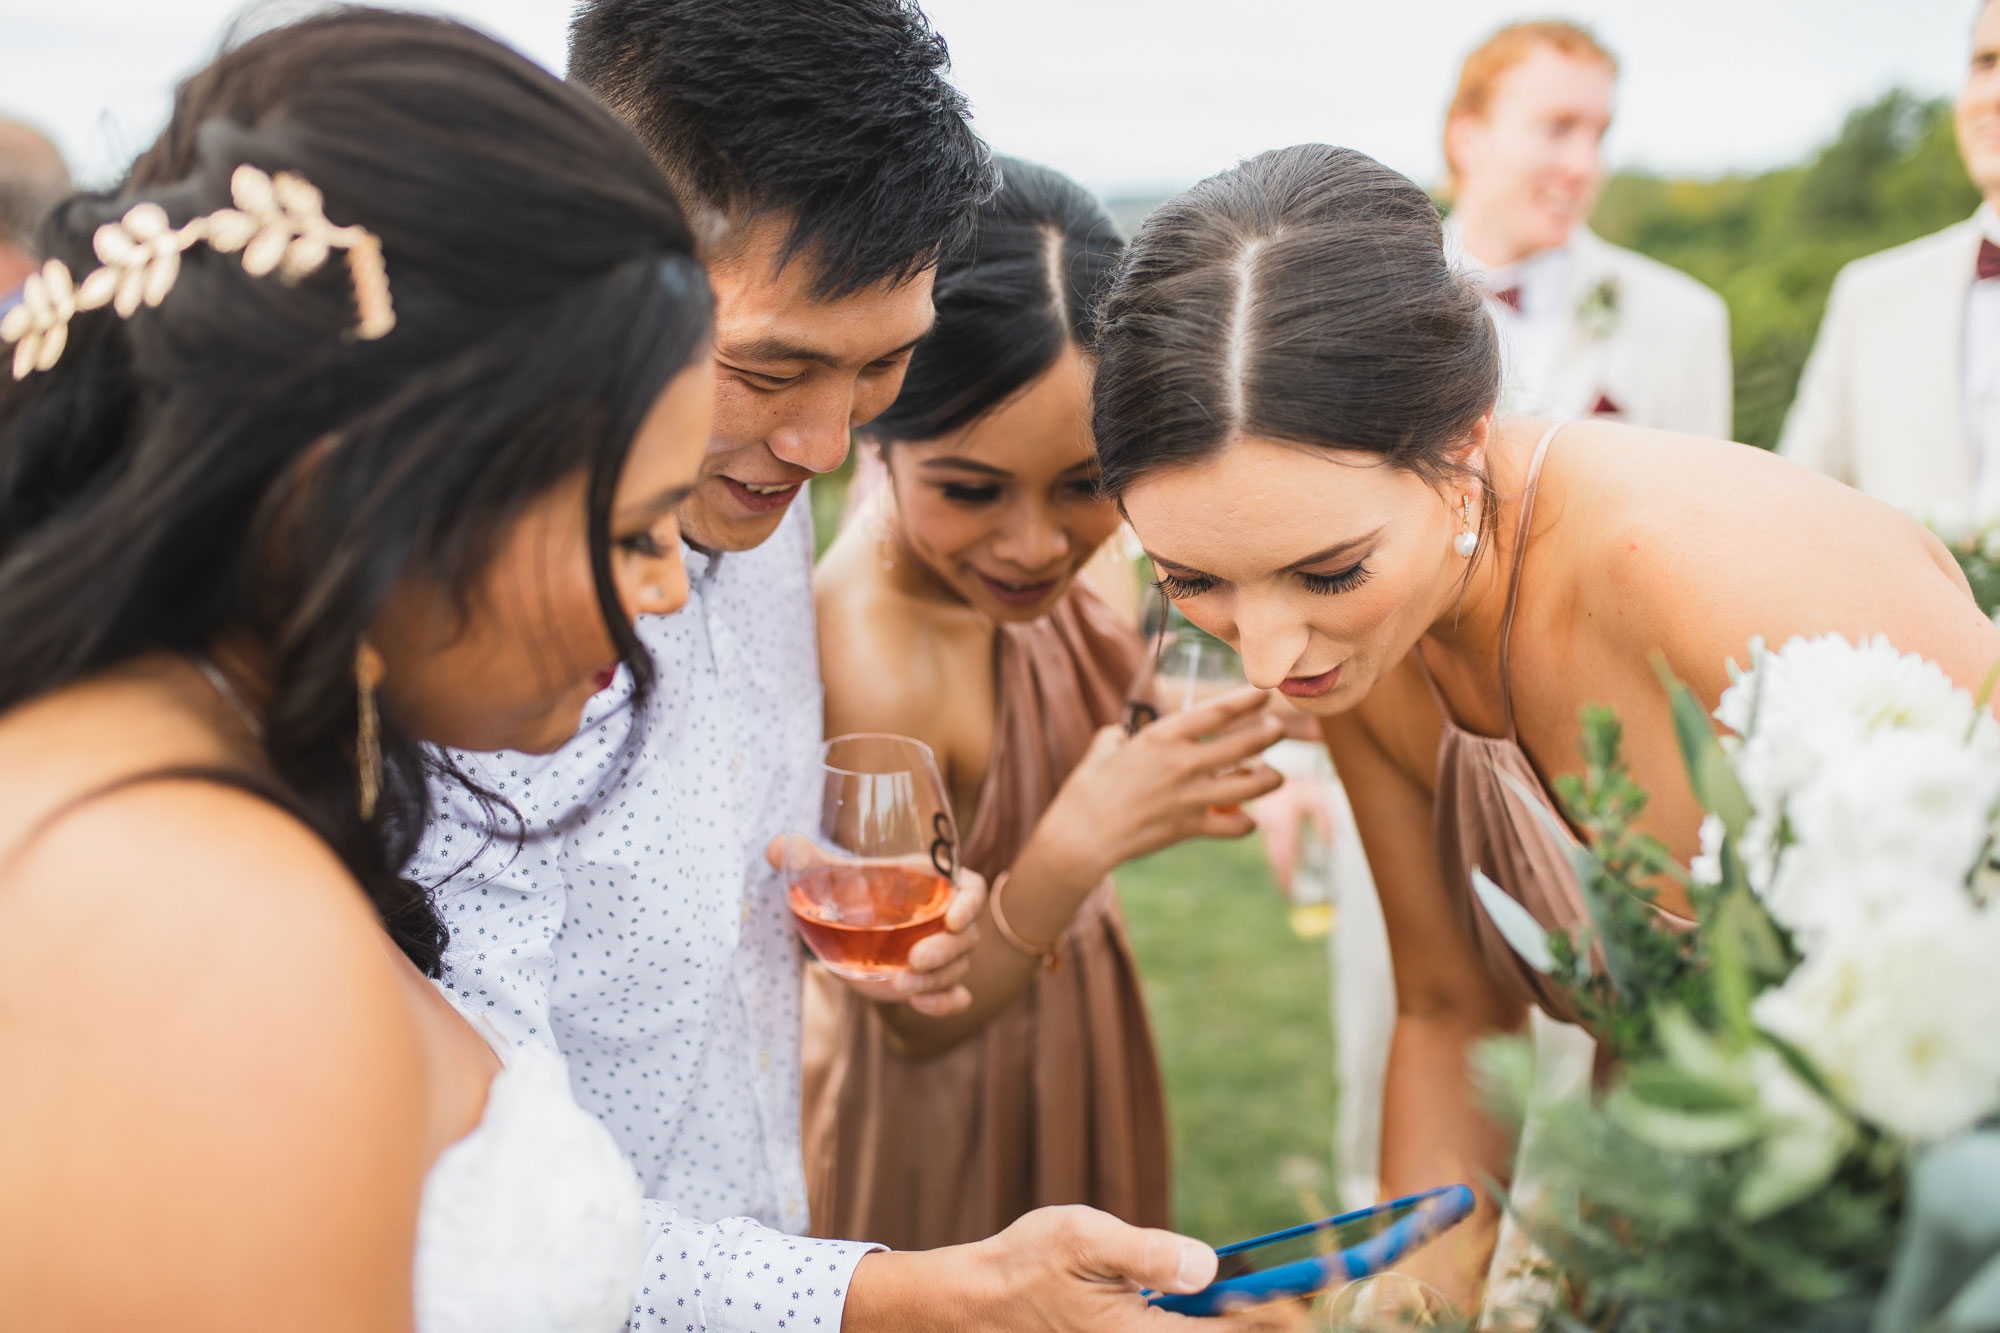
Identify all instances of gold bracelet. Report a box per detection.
[987,870,1062,973]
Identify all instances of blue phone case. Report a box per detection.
[1146,1184,1476,1316]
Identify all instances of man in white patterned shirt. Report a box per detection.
[414,3,1223,1330]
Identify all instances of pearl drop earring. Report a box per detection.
[1453,495,1479,559]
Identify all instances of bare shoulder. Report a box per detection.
[814,520,985,745]
[0,777,429,1326]
[1547,423,1998,698]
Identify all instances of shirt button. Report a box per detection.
[757,1049,772,1072]
[731,750,745,774]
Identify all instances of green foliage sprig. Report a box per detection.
[1475,679,1898,1333]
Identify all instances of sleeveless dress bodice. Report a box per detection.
[415,985,647,1333]
[800,584,1170,1249]
[1417,421,1692,1025]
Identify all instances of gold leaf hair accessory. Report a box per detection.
[1,164,395,380]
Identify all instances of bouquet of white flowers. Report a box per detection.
[1475,634,2000,1333]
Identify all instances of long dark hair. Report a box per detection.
[0,8,713,972]
[866,156,1123,444]
[1091,144,1500,540]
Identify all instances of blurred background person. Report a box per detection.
[1443,20,1732,436]
[1779,0,2000,518]
[0,116,70,316]
[805,158,1283,1250]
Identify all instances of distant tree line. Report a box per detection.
[1592,90,1982,449]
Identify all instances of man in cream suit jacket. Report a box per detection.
[1780,0,2000,518]
[1444,21,1732,438]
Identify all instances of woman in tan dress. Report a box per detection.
[805,159,1286,1250]
[1086,143,2000,1315]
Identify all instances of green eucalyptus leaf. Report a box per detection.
[1875,1132,2000,1333]
[1736,1117,1850,1222]
[1497,768,1635,999]
[1624,1060,1750,1113]
[1655,656,1755,839]
[1610,1088,1762,1154]
[1942,1249,2000,1330]
[1470,867,1557,974]
[1654,1007,1750,1088]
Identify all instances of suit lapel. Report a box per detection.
[1890,222,1980,500]
[1542,228,1615,419]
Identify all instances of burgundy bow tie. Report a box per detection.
[1980,238,2000,283]
[1490,285,1522,311]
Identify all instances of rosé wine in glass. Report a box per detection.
[782,733,960,981]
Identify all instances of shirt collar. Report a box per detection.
[1442,213,1572,312]
[681,537,721,587]
[1978,201,2000,245]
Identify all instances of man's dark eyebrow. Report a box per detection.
[918,456,1010,478]
[725,324,933,371]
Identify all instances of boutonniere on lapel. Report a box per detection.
[1575,274,1621,341]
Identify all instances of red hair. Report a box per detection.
[1444,20,1618,183]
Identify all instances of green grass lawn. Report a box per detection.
[1118,834,1338,1246]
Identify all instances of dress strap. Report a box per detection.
[1496,421,1567,741]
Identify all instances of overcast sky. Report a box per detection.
[2,0,1981,199]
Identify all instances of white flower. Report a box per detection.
[1759,727,2000,948]
[1715,635,2000,916]
[1753,898,2000,1142]
[1689,813,1726,889]
[1719,635,1995,761]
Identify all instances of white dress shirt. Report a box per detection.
[1968,203,2000,510]
[1442,216,1733,437]
[1445,220,1574,416]
[412,499,877,1333]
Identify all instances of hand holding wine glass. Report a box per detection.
[1137,627,1269,816]
[767,733,986,1017]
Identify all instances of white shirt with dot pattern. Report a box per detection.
[413,500,878,1332]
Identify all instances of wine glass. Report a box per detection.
[1317,1272,1458,1330]
[782,733,959,982]
[1153,625,1249,715]
[1146,625,1254,815]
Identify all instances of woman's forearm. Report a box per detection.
[1376,1011,1520,1316]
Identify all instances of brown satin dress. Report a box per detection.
[800,585,1172,1249]
[1416,421,1693,1027]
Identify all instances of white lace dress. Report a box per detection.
[414,988,647,1333]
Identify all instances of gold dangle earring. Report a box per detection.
[1454,495,1479,559]
[355,641,385,820]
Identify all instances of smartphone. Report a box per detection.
[1146,1184,1475,1316]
